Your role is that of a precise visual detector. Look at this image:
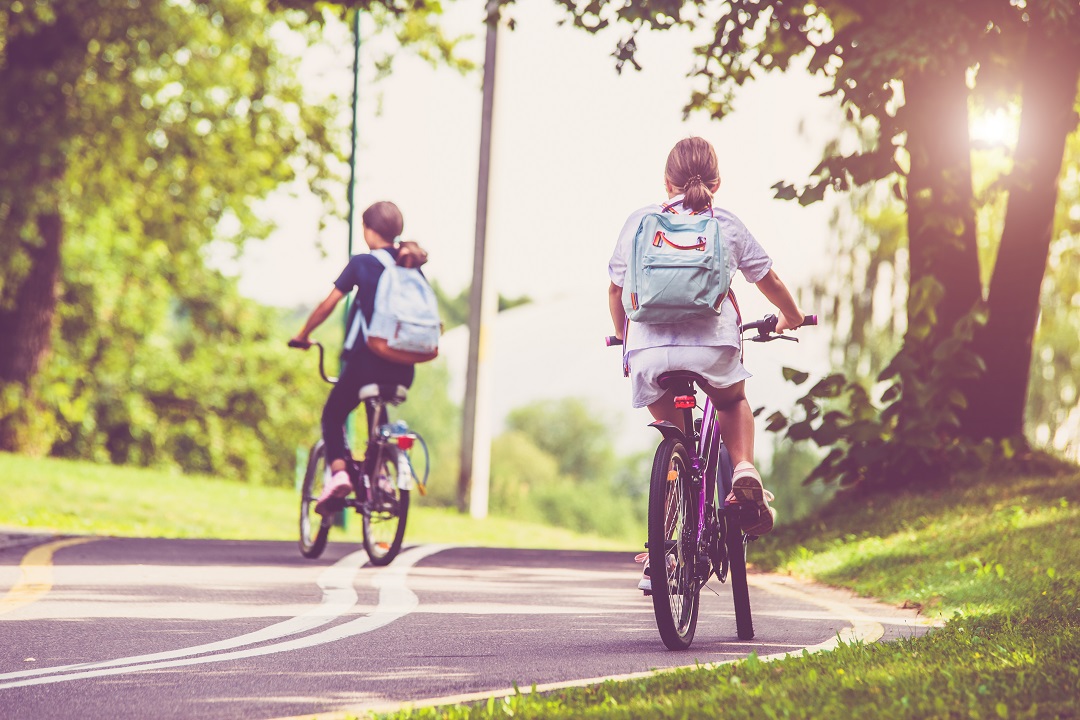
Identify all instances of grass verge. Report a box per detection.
[377,465,1080,719]
[0,452,634,551]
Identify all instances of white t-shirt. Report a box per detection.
[608,196,773,352]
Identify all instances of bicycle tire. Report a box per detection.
[648,438,699,650]
[299,440,331,559]
[362,446,409,566]
[725,519,754,640]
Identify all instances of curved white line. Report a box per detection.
[303,570,915,719]
[0,547,367,681]
[0,544,450,690]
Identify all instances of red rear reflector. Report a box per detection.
[674,395,696,409]
[396,436,415,450]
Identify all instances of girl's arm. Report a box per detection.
[292,287,346,346]
[753,269,804,331]
[608,282,626,340]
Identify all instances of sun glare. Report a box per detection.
[970,109,1019,148]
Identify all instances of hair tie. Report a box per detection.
[686,174,702,188]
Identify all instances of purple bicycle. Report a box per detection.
[609,312,817,649]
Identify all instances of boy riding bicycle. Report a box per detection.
[291,200,430,515]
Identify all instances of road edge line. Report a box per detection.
[273,569,919,720]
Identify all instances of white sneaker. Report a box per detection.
[635,552,652,594]
[635,552,677,595]
[730,462,776,535]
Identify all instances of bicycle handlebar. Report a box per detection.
[287,339,338,384]
[604,313,818,348]
[740,313,817,343]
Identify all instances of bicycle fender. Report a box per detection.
[649,420,689,445]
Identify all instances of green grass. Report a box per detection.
[376,464,1080,720]
[0,452,634,551]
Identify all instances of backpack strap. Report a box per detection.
[343,250,396,351]
[371,248,396,269]
[660,199,715,217]
[726,288,744,363]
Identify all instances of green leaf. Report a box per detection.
[809,374,846,399]
[772,181,798,201]
[782,367,811,385]
[765,411,789,432]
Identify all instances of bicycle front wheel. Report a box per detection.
[363,447,410,566]
[648,438,699,650]
[299,440,331,559]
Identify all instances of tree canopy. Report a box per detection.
[555,0,1080,482]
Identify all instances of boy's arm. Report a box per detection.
[291,287,346,347]
[753,269,804,331]
[608,282,626,339]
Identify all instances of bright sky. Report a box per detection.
[236,1,841,313]
[235,1,845,455]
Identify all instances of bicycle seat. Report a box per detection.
[358,383,408,405]
[657,371,707,391]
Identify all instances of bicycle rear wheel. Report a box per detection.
[362,447,410,566]
[299,440,331,559]
[726,516,754,640]
[648,438,699,650]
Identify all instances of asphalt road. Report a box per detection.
[0,536,931,719]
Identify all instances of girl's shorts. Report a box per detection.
[627,345,751,409]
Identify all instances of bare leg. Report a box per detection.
[699,380,754,468]
[646,389,687,433]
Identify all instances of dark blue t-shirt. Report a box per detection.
[333,247,420,385]
[334,247,402,340]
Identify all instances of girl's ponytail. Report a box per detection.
[665,137,721,213]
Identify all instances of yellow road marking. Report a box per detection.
[0,538,97,617]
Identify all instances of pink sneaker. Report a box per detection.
[315,470,352,515]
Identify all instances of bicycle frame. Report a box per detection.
[648,389,733,589]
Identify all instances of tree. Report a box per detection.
[0,0,327,449]
[554,0,1080,450]
[0,0,462,452]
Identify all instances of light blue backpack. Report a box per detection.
[344,249,442,364]
[623,203,730,324]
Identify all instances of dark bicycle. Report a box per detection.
[609,312,817,649]
[288,340,429,564]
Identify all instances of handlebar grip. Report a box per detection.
[605,336,624,347]
[800,315,818,327]
[288,339,311,349]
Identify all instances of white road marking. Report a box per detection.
[0,544,450,690]
[278,570,932,719]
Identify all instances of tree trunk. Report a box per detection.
[903,64,983,337]
[0,214,64,384]
[0,12,83,451]
[964,35,1080,440]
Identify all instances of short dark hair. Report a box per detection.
[361,201,404,242]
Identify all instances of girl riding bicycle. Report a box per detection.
[607,137,805,549]
[291,200,429,515]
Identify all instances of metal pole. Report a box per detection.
[458,0,500,517]
[345,8,362,260]
[339,9,362,530]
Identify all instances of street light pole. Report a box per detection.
[458,0,500,518]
